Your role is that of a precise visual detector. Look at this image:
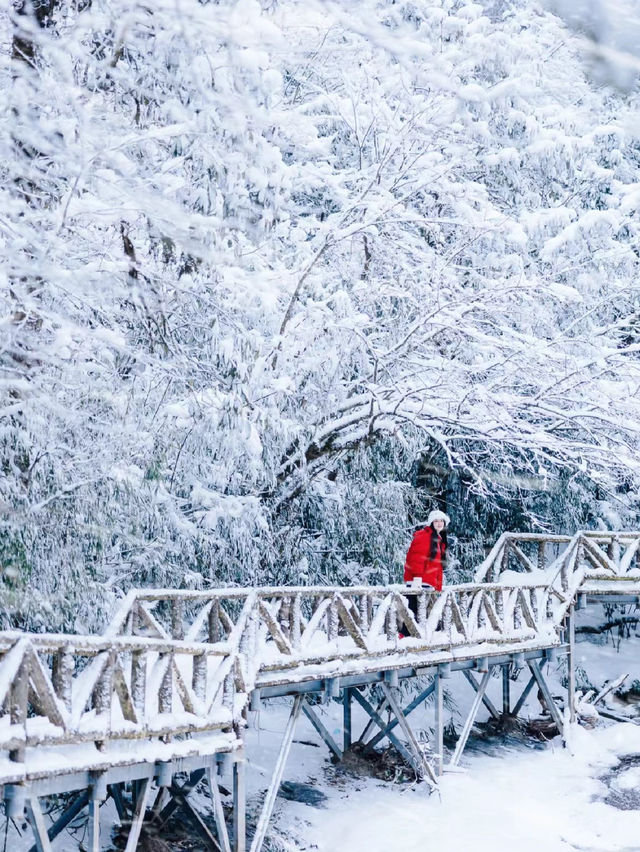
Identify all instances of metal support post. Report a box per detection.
[502,664,510,716]
[434,671,444,777]
[207,763,232,852]
[26,797,52,852]
[567,606,576,724]
[88,773,107,852]
[343,687,352,752]
[124,777,152,852]
[4,785,25,819]
[233,755,246,852]
[323,678,340,702]
[449,670,491,767]
[384,669,399,688]
[250,695,303,852]
[88,796,101,852]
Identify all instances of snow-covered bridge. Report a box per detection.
[1,530,639,852]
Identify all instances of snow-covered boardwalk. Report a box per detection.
[1,530,639,852]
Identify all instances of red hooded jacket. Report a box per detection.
[403,526,445,591]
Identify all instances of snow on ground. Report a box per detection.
[243,617,640,852]
[251,711,640,852]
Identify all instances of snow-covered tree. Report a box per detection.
[2,0,640,631]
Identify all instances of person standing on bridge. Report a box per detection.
[399,509,449,637]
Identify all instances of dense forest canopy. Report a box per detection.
[2,0,640,631]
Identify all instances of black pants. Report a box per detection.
[399,589,420,637]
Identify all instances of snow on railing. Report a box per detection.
[0,630,237,764]
[474,532,572,583]
[474,530,640,587]
[105,583,560,682]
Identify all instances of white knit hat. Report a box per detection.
[425,509,450,527]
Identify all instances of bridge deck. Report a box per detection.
[0,529,637,852]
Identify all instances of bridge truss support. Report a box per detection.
[14,752,246,852]
[250,695,303,852]
[566,605,576,725]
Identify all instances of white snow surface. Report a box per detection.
[253,713,640,852]
[246,623,640,852]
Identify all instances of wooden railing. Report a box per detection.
[475,530,640,591]
[0,630,236,763]
[474,532,572,583]
[104,582,563,683]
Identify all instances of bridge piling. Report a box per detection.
[343,687,353,751]
[434,670,444,776]
[502,665,510,716]
[233,754,246,852]
[250,695,303,852]
[567,605,576,725]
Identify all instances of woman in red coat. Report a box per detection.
[400,509,449,636]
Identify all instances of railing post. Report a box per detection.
[290,594,302,651]
[513,597,522,631]
[442,597,452,637]
[223,671,235,711]
[9,661,29,763]
[124,608,135,636]
[159,655,173,714]
[171,599,184,640]
[528,587,539,623]
[192,653,207,701]
[358,595,369,632]
[93,656,114,751]
[501,541,510,574]
[537,540,546,572]
[611,536,620,568]
[546,591,554,621]
[209,600,221,643]
[328,600,339,642]
[494,589,504,622]
[385,604,398,641]
[279,596,292,642]
[52,648,74,713]
[131,650,147,717]
[417,589,428,632]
